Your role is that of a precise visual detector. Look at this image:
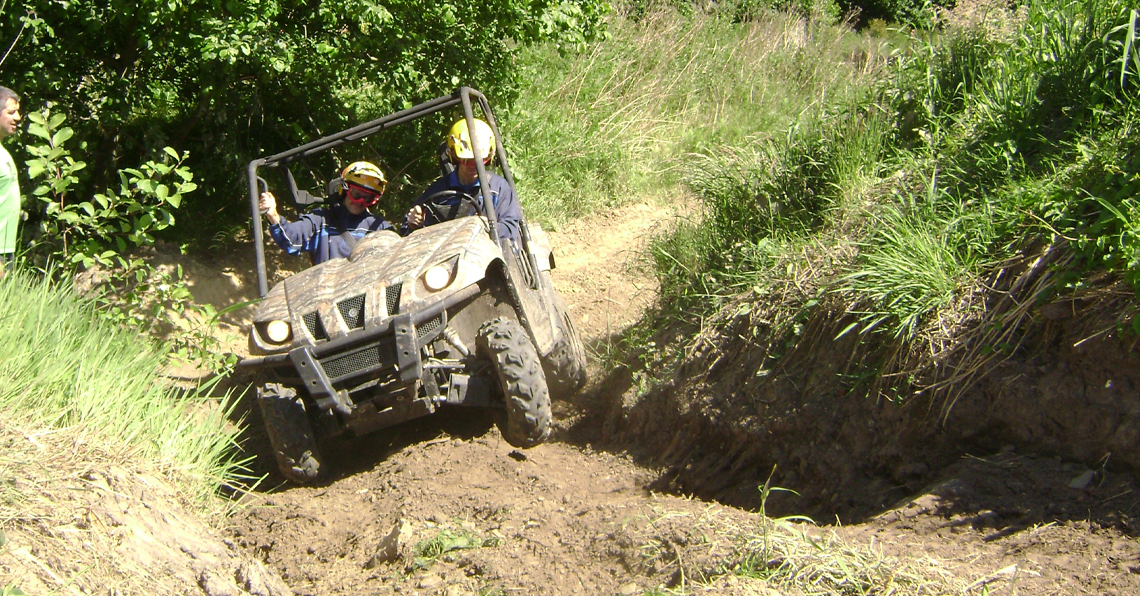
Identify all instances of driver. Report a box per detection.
[401,118,520,241]
[259,161,394,264]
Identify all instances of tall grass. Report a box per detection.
[0,268,242,508]
[640,0,1139,353]
[840,188,996,340]
[507,7,882,226]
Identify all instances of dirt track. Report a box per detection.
[220,200,1140,596]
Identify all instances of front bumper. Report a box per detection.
[240,284,481,413]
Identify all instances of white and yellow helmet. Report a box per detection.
[340,161,387,206]
[447,118,496,162]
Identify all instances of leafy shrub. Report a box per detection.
[24,108,236,374]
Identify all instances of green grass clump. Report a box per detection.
[0,268,242,507]
[413,528,500,569]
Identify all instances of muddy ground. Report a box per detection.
[7,199,1136,595]
[211,200,1140,595]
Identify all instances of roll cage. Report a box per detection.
[246,87,535,298]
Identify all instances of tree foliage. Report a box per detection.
[0,0,608,238]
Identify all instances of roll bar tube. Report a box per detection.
[248,87,544,298]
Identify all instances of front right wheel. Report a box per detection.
[477,317,552,448]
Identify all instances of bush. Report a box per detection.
[1,0,609,242]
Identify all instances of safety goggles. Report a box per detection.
[456,156,492,167]
[345,182,382,206]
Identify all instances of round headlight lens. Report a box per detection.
[423,265,452,291]
[265,320,292,343]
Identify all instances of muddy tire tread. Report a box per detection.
[257,383,324,484]
[477,317,552,448]
[543,293,588,399]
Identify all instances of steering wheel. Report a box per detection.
[419,189,482,226]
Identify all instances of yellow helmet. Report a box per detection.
[447,118,496,162]
[340,161,386,207]
[341,161,387,194]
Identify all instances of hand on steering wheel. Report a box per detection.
[408,189,481,229]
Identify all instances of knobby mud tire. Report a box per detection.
[543,293,588,400]
[257,383,324,484]
[477,317,552,448]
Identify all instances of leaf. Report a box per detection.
[167,194,182,209]
[48,113,66,129]
[163,146,179,160]
[51,127,74,146]
[26,122,49,141]
[78,202,95,216]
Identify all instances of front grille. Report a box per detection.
[338,295,366,329]
[417,316,442,339]
[321,343,397,379]
[385,283,403,316]
[302,312,327,340]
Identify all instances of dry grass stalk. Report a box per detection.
[621,502,969,594]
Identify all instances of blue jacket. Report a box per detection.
[269,201,394,264]
[401,171,520,241]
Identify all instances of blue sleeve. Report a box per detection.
[269,213,324,257]
[492,179,521,241]
[370,217,395,232]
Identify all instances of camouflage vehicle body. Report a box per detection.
[240,88,586,482]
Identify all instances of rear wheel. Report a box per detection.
[257,383,324,483]
[543,293,588,399]
[477,317,551,448]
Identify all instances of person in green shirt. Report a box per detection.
[0,86,21,276]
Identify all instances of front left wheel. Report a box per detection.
[257,383,324,483]
[477,317,552,448]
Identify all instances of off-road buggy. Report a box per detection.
[239,88,587,483]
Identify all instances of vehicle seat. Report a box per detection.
[438,142,455,177]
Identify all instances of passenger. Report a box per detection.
[259,161,394,264]
[401,119,520,241]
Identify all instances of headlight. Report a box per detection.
[420,256,459,292]
[265,320,292,343]
[423,265,452,291]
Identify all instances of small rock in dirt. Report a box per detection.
[1069,470,1096,489]
[364,520,408,569]
[617,582,639,595]
[237,561,292,596]
[198,569,240,596]
[418,574,444,589]
[508,450,527,461]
